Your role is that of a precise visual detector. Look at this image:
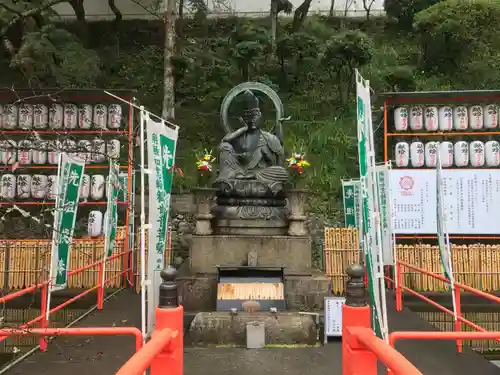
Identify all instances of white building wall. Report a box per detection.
[52,0,385,20]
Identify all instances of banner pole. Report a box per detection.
[46,151,63,322]
[139,107,147,344]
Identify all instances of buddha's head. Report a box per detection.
[242,90,262,129]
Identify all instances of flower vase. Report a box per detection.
[287,188,309,236]
[193,187,216,235]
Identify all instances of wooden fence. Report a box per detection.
[324,228,500,294]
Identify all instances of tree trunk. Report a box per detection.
[270,0,278,50]
[292,0,312,32]
[68,0,88,45]
[329,0,335,16]
[163,0,177,121]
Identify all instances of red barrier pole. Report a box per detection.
[342,264,377,375]
[150,266,183,375]
[39,283,48,352]
[395,262,402,312]
[454,287,462,353]
[97,261,104,310]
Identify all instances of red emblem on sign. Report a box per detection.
[399,176,414,190]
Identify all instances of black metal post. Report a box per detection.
[345,263,367,307]
[159,265,178,308]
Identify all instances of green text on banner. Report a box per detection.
[49,153,85,292]
[146,118,178,333]
[342,179,360,228]
[356,69,388,341]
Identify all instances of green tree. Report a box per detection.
[320,30,374,104]
[0,0,100,86]
[384,0,442,29]
[414,0,500,79]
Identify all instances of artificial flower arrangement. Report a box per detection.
[195,149,216,186]
[286,151,311,188]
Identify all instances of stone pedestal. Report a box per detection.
[177,273,331,312]
[287,189,309,236]
[190,235,312,275]
[193,187,216,235]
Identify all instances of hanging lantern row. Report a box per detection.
[395,140,500,168]
[0,174,112,200]
[0,103,123,130]
[0,139,121,165]
[394,105,499,131]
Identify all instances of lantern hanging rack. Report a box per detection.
[0,165,129,170]
[0,201,128,206]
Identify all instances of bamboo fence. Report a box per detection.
[0,227,127,290]
[418,311,500,352]
[324,228,500,294]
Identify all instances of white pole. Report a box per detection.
[46,152,63,322]
[139,107,147,344]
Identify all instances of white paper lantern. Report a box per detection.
[394,107,408,131]
[18,103,33,130]
[485,141,500,167]
[454,141,469,167]
[90,174,105,200]
[425,142,439,167]
[93,104,108,129]
[469,105,483,130]
[0,174,16,199]
[0,140,16,165]
[17,140,32,165]
[32,140,47,164]
[64,103,78,129]
[424,107,438,131]
[47,175,58,200]
[453,106,468,130]
[469,141,485,167]
[88,211,103,237]
[62,139,76,155]
[439,141,454,168]
[31,174,48,199]
[48,140,62,164]
[78,104,93,129]
[49,104,63,129]
[438,107,453,131]
[483,104,498,129]
[16,174,31,198]
[410,107,423,131]
[2,104,18,129]
[395,142,409,167]
[80,174,90,200]
[77,140,92,163]
[108,104,122,129]
[410,141,425,167]
[91,139,106,163]
[33,104,49,129]
[107,139,120,159]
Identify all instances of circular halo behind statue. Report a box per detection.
[220,82,285,134]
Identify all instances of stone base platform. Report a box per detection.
[190,235,312,275]
[177,273,331,312]
[185,312,316,346]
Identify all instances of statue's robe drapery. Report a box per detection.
[216,129,288,186]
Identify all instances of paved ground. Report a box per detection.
[184,345,342,375]
[7,290,141,375]
[384,292,500,375]
[5,289,500,375]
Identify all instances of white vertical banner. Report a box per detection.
[145,111,178,335]
[356,69,388,341]
[436,150,457,319]
[375,163,394,265]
